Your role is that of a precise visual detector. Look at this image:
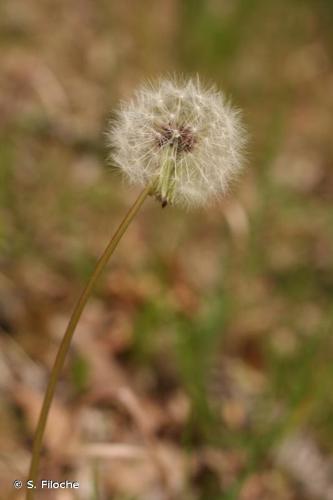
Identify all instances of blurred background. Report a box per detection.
[0,0,333,499]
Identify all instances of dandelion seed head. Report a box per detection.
[107,76,246,208]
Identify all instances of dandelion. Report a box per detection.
[108,77,246,208]
[26,76,246,500]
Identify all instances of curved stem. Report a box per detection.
[26,185,151,499]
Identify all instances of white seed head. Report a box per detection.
[107,76,246,208]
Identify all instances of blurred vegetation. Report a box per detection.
[0,0,333,499]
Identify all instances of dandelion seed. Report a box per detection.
[107,76,246,208]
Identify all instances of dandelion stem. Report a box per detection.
[26,184,151,500]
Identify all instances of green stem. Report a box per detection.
[159,149,176,203]
[26,184,151,500]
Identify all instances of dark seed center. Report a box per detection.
[157,123,196,153]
